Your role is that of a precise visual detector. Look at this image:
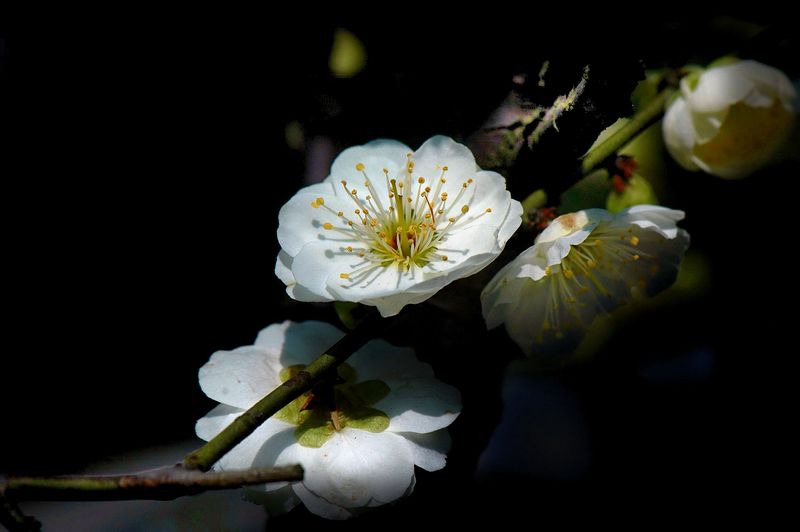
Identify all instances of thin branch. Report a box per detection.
[183,311,394,471]
[3,465,303,502]
[528,65,590,147]
[581,87,674,175]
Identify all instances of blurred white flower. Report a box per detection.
[276,136,522,317]
[481,206,689,357]
[663,60,796,179]
[196,320,461,520]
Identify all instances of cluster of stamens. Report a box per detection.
[310,154,492,282]
[539,227,656,337]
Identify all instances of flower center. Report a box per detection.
[539,226,651,337]
[311,154,492,281]
[275,363,391,448]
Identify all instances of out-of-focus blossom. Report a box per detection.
[481,206,689,357]
[663,60,796,179]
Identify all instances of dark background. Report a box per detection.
[1,11,796,528]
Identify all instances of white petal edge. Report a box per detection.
[663,97,701,171]
[398,429,452,472]
[377,377,462,434]
[199,346,283,409]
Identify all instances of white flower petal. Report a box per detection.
[275,251,327,302]
[377,378,461,433]
[348,339,434,382]
[244,484,301,516]
[196,405,295,471]
[663,98,701,171]
[292,483,354,520]
[497,191,524,246]
[276,186,340,258]
[481,260,525,329]
[199,346,282,409]
[328,139,412,191]
[218,419,294,471]
[300,429,415,508]
[254,320,344,367]
[399,429,452,472]
[611,205,685,239]
[412,135,478,185]
[687,62,757,114]
[195,404,243,442]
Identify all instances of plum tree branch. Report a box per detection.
[1,465,303,502]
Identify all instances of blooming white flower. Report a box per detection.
[663,60,796,179]
[481,206,689,357]
[196,320,461,520]
[276,136,522,317]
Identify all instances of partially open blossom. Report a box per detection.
[481,206,689,357]
[196,321,461,519]
[663,60,796,179]
[276,136,522,317]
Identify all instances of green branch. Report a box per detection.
[2,465,303,502]
[183,311,392,471]
[581,87,674,175]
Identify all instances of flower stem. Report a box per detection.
[183,311,393,471]
[580,87,674,175]
[2,465,302,502]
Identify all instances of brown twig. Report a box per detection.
[3,464,303,502]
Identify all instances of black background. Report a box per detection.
[1,10,797,528]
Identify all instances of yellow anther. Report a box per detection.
[346,246,353,252]
[485,208,492,213]
[418,177,425,184]
[339,273,350,279]
[545,266,552,276]
[630,236,640,246]
[323,223,333,230]
[355,163,365,171]
[633,254,641,261]
[337,211,343,217]
[564,269,574,279]
[441,255,448,261]
[468,178,473,184]
[442,166,449,171]
[461,205,470,214]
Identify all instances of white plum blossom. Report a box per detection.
[196,320,461,520]
[276,136,522,317]
[481,206,689,357]
[663,60,796,179]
